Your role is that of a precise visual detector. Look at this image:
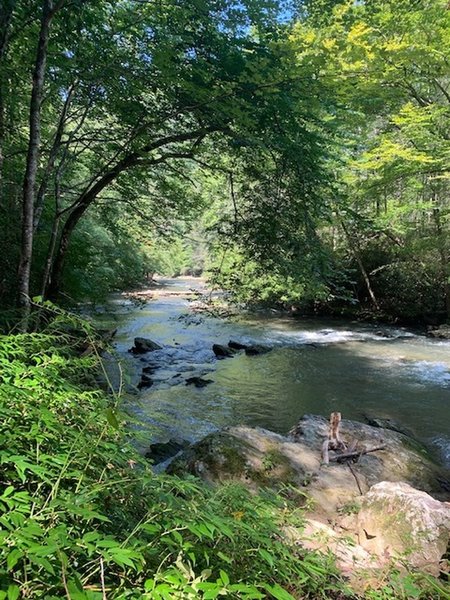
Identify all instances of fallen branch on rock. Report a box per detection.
[329,445,387,463]
[321,412,386,465]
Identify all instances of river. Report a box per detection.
[96,277,450,467]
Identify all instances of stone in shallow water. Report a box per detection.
[244,344,272,355]
[212,343,235,358]
[185,376,214,388]
[130,337,163,354]
[428,325,450,339]
[228,340,248,350]
[137,374,153,389]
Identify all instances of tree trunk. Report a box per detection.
[41,166,63,297]
[432,203,450,319]
[33,81,75,231]
[17,0,58,317]
[340,218,380,311]
[0,0,15,192]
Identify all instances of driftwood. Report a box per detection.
[321,412,386,466]
[329,445,387,463]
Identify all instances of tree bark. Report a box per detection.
[33,81,75,231]
[17,0,61,316]
[340,218,380,311]
[0,0,15,192]
[432,203,450,319]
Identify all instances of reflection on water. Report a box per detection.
[98,278,450,466]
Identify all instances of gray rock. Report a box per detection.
[228,340,248,350]
[146,439,189,465]
[428,325,450,340]
[130,337,163,354]
[185,376,214,388]
[212,344,235,358]
[244,344,272,356]
[137,374,153,389]
[168,417,450,580]
[356,481,450,575]
[288,414,449,497]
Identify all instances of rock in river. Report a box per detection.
[428,324,450,340]
[185,376,213,388]
[212,343,235,358]
[228,340,248,350]
[130,337,163,354]
[168,415,450,579]
[244,344,272,356]
[137,373,153,389]
[146,439,189,465]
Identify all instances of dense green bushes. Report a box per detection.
[0,318,346,599]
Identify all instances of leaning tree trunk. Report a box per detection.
[46,126,218,299]
[17,0,61,320]
[340,218,380,311]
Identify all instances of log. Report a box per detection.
[329,445,387,463]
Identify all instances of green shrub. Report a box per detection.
[0,320,345,599]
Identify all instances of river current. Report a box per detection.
[97,278,450,467]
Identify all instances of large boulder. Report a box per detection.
[355,482,450,575]
[170,416,450,514]
[168,415,450,589]
[168,417,450,580]
[288,415,449,498]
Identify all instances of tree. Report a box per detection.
[1,0,331,310]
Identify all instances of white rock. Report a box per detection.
[356,481,450,575]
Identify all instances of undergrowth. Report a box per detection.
[0,310,448,599]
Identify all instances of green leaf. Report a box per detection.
[219,570,229,586]
[264,584,296,600]
[258,548,274,567]
[104,408,119,429]
[7,549,23,570]
[7,586,20,600]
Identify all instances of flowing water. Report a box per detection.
[97,278,450,467]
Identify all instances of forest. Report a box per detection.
[0,0,448,324]
[0,0,449,598]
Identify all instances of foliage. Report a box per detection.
[285,0,450,322]
[0,315,350,599]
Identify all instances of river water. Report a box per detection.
[98,278,450,467]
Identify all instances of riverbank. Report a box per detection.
[1,313,449,598]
